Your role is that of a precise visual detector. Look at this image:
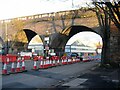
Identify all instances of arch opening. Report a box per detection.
[65,31,103,62]
[4,29,39,54]
[50,25,103,59]
[28,35,44,56]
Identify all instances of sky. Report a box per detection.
[0,0,92,20]
[66,31,103,48]
[0,0,102,48]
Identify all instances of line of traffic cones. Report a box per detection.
[2,55,28,75]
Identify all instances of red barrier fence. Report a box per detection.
[1,54,99,75]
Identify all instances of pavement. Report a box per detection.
[53,66,120,90]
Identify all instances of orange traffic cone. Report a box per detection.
[2,62,10,75]
[39,60,44,69]
[10,62,16,74]
[16,57,22,73]
[32,60,38,70]
[44,57,49,69]
[21,57,27,72]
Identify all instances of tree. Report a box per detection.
[92,0,120,66]
[92,0,120,30]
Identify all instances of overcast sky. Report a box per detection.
[0,0,92,20]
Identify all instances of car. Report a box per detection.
[71,53,79,58]
[67,53,79,58]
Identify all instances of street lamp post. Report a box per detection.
[44,30,50,57]
[5,22,9,54]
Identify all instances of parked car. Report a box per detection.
[67,53,78,58]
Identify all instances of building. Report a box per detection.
[65,40,97,57]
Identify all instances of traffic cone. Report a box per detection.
[62,56,67,65]
[39,60,44,69]
[21,57,27,72]
[2,62,10,75]
[38,56,43,69]
[68,57,72,64]
[10,62,16,74]
[52,56,56,67]
[44,57,49,69]
[49,58,52,67]
[32,60,38,70]
[16,57,22,73]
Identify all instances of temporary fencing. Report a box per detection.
[2,55,17,75]
[1,54,101,76]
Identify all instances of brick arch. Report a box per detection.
[50,25,102,52]
[61,25,101,38]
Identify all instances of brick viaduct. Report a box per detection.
[0,9,120,65]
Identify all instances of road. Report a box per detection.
[1,60,100,89]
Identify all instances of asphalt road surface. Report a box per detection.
[1,60,119,90]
